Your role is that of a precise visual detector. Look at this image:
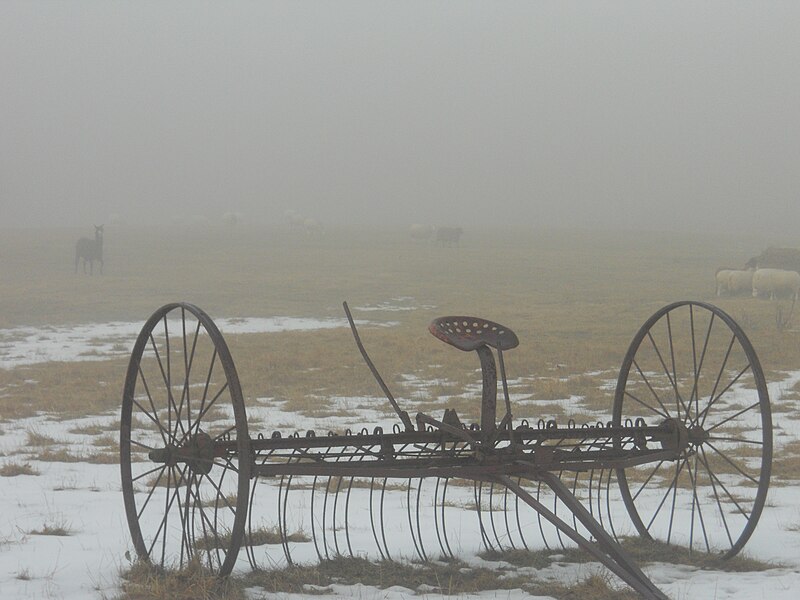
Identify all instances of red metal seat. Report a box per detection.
[429,316,519,352]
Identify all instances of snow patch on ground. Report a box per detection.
[2,337,800,599]
[0,317,392,369]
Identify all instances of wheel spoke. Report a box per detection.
[614,302,770,559]
[624,389,670,419]
[700,334,735,425]
[666,312,681,416]
[706,435,762,445]
[135,465,168,520]
[129,439,156,452]
[631,460,666,502]
[135,367,170,445]
[646,457,687,533]
[687,454,711,552]
[194,348,219,435]
[698,446,734,549]
[701,369,755,429]
[198,471,238,516]
[688,312,715,424]
[149,332,186,440]
[696,449,752,521]
[647,330,690,419]
[175,309,202,439]
[131,397,171,444]
[705,441,759,485]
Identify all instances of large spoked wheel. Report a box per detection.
[120,303,251,576]
[613,301,771,558]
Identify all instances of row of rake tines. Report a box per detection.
[242,431,628,567]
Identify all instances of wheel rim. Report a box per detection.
[120,303,250,575]
[613,301,772,558]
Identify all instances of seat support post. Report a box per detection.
[476,345,497,435]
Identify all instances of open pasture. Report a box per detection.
[2,225,800,599]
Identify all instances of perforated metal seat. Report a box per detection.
[429,316,519,352]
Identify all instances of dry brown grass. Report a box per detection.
[771,439,800,481]
[1,226,797,598]
[243,555,530,595]
[0,461,40,477]
[118,559,245,600]
[3,227,798,428]
[28,518,73,537]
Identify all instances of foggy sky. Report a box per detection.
[1,1,799,233]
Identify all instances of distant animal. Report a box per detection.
[752,268,800,300]
[409,224,435,241]
[715,268,735,296]
[728,269,755,295]
[284,210,306,232]
[746,247,800,274]
[222,211,242,226]
[303,218,322,235]
[75,225,104,275]
[435,226,463,247]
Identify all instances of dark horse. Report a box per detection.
[75,225,104,275]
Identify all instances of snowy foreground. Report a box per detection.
[2,316,800,599]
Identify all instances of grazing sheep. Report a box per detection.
[715,268,734,296]
[728,269,755,295]
[752,268,800,300]
[746,247,800,273]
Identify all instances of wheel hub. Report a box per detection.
[687,424,709,446]
[147,431,215,475]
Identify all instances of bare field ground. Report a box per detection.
[2,225,798,422]
[2,225,800,599]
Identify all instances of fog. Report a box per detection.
[1,1,799,234]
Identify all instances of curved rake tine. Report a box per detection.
[433,477,445,558]
[415,477,429,561]
[441,477,455,558]
[330,474,343,557]
[369,477,386,561]
[379,478,391,560]
[502,482,516,550]
[281,473,295,565]
[310,475,323,562]
[344,475,355,557]
[515,478,531,551]
[572,469,582,536]
[245,474,260,569]
[605,469,619,543]
[596,468,606,533]
[321,477,332,560]
[536,479,551,550]
[553,469,566,549]
[407,477,424,560]
[330,443,352,558]
[488,481,503,551]
[474,481,494,552]
[346,449,372,558]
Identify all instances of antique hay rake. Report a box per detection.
[120,301,772,599]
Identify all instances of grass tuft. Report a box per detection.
[616,536,778,572]
[28,518,73,536]
[244,556,529,595]
[118,559,245,600]
[0,461,40,477]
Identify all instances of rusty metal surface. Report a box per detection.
[121,301,773,600]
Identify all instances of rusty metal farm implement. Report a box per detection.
[120,301,772,599]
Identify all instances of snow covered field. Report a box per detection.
[2,316,800,600]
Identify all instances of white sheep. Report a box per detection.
[728,269,755,295]
[715,269,734,296]
[752,268,800,300]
